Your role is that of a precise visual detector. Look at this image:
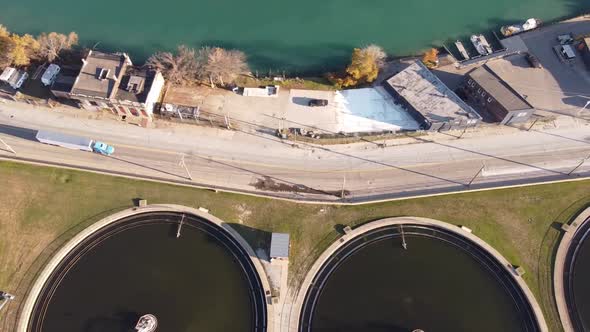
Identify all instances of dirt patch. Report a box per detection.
[250,176,349,198]
[235,204,252,224]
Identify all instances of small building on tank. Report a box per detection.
[461,65,534,125]
[49,50,165,127]
[383,60,481,131]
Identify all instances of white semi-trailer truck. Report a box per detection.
[35,130,115,155]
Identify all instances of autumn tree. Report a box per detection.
[145,45,197,85]
[37,31,78,62]
[0,24,8,38]
[0,25,14,68]
[328,45,387,89]
[197,47,249,87]
[9,33,40,66]
[362,44,387,68]
[422,48,439,69]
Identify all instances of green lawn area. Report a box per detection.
[1,160,589,331]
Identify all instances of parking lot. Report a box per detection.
[492,16,590,117]
[164,85,420,134]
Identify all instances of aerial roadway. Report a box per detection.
[0,104,589,202]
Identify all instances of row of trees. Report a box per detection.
[328,44,387,89]
[0,24,78,68]
[146,45,249,87]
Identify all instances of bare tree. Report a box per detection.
[197,47,249,87]
[362,44,387,68]
[37,32,78,62]
[145,45,197,85]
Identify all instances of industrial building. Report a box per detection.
[462,65,534,124]
[383,61,481,131]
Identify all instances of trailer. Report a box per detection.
[35,130,115,155]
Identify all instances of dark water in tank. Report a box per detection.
[310,235,527,332]
[39,223,254,332]
[572,231,590,330]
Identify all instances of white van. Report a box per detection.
[41,64,60,86]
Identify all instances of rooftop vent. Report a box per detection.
[126,75,145,94]
[97,68,110,80]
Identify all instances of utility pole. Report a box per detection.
[468,163,486,187]
[457,126,468,139]
[179,154,192,180]
[341,174,346,199]
[0,137,16,154]
[527,118,539,131]
[568,154,590,176]
[578,100,590,117]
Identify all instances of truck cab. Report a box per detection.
[92,141,115,155]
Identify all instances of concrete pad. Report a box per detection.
[333,87,420,132]
[285,89,339,131]
[515,17,590,115]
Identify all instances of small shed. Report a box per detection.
[270,233,290,260]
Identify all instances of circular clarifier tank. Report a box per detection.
[296,219,545,332]
[23,209,267,332]
[558,212,590,331]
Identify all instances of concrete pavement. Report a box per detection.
[0,101,589,202]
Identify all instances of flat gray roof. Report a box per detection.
[270,233,290,258]
[385,61,481,124]
[467,65,533,112]
[70,51,130,99]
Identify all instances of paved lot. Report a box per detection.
[495,16,590,117]
[165,85,421,134]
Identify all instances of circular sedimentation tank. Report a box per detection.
[20,206,268,332]
[556,209,590,331]
[295,218,546,332]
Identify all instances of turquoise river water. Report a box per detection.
[1,0,589,72]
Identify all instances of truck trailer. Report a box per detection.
[35,130,115,155]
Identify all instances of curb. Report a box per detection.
[1,156,589,206]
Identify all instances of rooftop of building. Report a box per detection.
[384,61,481,124]
[70,50,131,99]
[466,65,533,112]
[270,233,290,258]
[115,67,158,104]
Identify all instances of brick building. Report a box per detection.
[50,50,165,126]
[462,65,534,125]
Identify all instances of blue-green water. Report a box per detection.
[1,0,589,72]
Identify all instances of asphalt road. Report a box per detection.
[0,103,589,202]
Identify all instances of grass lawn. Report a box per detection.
[1,160,589,331]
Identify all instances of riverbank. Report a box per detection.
[1,160,589,330]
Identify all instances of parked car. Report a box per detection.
[526,53,542,68]
[558,44,576,60]
[308,98,328,107]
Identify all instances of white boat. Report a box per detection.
[454,40,470,60]
[470,34,493,56]
[501,18,541,37]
